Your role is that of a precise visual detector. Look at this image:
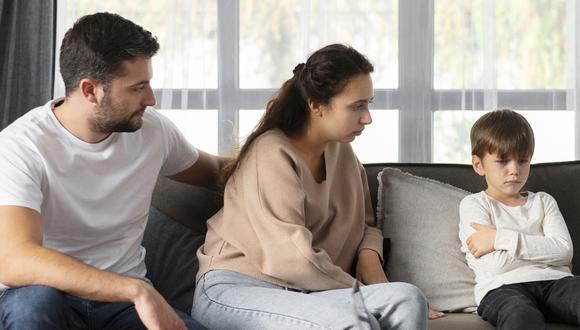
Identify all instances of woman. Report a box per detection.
[193,44,429,329]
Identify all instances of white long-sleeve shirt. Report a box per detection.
[459,191,573,304]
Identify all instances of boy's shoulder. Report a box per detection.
[526,191,558,206]
[460,191,487,205]
[459,191,490,215]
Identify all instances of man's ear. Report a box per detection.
[307,98,325,118]
[472,155,486,176]
[79,78,101,104]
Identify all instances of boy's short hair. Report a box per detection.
[59,12,160,95]
[470,108,535,159]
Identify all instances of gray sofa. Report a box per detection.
[143,161,580,329]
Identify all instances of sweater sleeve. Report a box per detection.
[459,194,524,275]
[234,139,356,291]
[357,163,384,262]
[494,193,573,267]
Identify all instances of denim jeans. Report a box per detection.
[192,270,428,330]
[478,276,580,330]
[0,285,206,330]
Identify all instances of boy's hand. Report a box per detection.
[466,223,497,258]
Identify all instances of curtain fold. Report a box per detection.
[0,0,56,129]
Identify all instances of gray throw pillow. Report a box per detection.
[143,207,204,314]
[377,168,477,312]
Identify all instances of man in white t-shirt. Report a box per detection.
[0,12,219,330]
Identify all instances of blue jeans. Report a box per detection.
[193,270,428,330]
[0,285,206,329]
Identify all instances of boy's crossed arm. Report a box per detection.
[466,223,496,258]
[460,195,572,268]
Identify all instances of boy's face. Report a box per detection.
[472,152,531,204]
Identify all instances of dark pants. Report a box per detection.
[478,276,580,330]
[0,285,206,330]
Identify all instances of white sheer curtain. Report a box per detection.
[56,0,579,163]
[432,0,577,163]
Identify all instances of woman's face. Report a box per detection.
[317,74,374,143]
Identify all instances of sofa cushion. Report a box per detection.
[377,168,477,312]
[143,207,204,314]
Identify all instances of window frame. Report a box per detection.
[57,0,580,160]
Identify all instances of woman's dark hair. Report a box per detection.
[221,44,374,189]
[59,12,159,95]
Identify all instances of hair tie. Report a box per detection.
[292,63,306,75]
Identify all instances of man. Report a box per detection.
[0,12,219,329]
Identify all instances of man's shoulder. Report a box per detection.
[0,102,53,150]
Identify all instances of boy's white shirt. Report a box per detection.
[459,191,573,305]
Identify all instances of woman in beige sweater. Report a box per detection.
[192,44,428,329]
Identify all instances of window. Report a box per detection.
[58,0,580,163]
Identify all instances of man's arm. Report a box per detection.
[167,150,229,190]
[0,206,186,330]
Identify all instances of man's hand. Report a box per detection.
[355,249,388,285]
[467,223,497,258]
[131,280,187,330]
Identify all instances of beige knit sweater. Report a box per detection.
[196,129,383,291]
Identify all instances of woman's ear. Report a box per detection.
[307,98,324,118]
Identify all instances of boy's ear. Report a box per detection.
[472,155,486,176]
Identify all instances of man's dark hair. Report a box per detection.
[59,12,159,95]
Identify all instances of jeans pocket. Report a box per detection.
[0,288,7,302]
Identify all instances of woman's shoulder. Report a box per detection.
[251,129,293,154]
[246,129,298,165]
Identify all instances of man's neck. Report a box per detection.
[53,96,110,144]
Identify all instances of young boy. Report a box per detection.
[459,109,580,329]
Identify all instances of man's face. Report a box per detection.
[90,58,155,133]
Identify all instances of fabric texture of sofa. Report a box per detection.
[143,161,580,329]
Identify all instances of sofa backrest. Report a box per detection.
[151,160,580,274]
[365,161,580,275]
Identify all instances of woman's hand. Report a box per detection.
[355,249,388,285]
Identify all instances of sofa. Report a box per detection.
[143,161,580,329]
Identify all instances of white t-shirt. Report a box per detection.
[0,99,198,289]
[459,191,573,304]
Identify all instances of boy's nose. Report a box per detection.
[508,163,519,175]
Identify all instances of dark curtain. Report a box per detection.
[0,0,56,129]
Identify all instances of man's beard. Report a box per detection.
[90,93,145,134]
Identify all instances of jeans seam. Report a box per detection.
[201,277,328,329]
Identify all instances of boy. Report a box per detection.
[459,109,580,329]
